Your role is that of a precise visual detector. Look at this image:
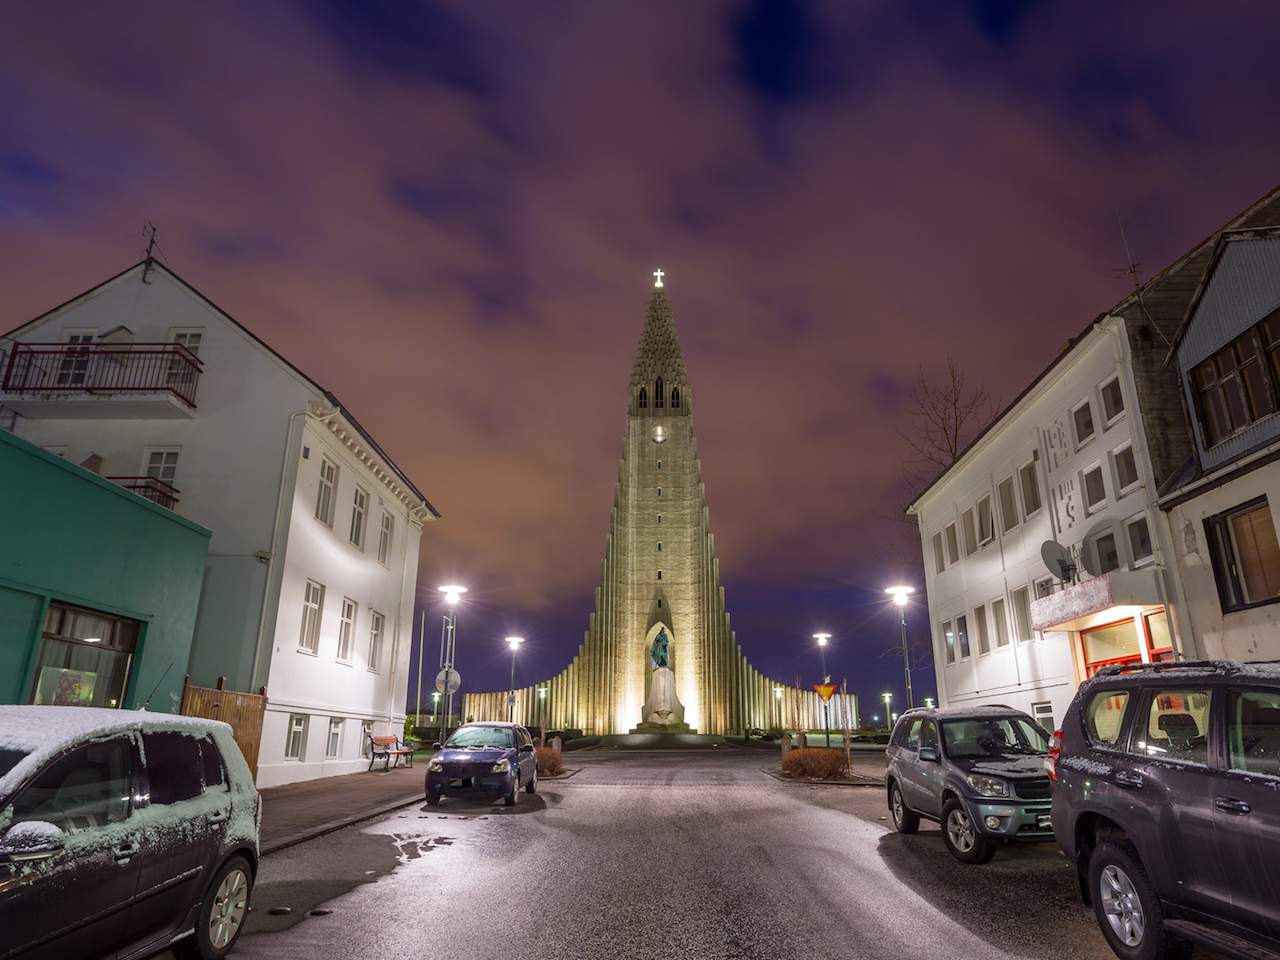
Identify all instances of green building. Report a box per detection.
[0,430,211,713]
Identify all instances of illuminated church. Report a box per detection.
[464,273,836,736]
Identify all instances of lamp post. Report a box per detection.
[437,585,467,732]
[537,685,547,744]
[505,636,524,721]
[882,692,893,732]
[414,608,427,728]
[885,586,916,710]
[813,633,831,746]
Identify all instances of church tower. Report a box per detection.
[464,272,834,737]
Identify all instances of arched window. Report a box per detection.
[671,388,680,409]
[655,378,664,408]
[638,387,648,409]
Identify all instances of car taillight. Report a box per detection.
[1045,730,1062,782]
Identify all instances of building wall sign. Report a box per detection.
[1044,417,1080,532]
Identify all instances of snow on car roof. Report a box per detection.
[0,706,230,800]
[926,705,1030,719]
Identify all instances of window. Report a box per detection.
[638,387,648,409]
[350,486,369,548]
[976,495,993,545]
[973,603,990,655]
[1100,377,1125,424]
[657,542,662,552]
[299,580,324,653]
[940,619,955,664]
[657,460,662,470]
[1227,689,1280,778]
[944,524,960,564]
[1135,689,1211,765]
[285,714,308,760]
[167,329,203,390]
[368,610,385,671]
[654,377,664,408]
[30,602,139,708]
[1011,586,1032,641]
[657,487,662,497]
[991,597,1009,647]
[657,570,662,580]
[1073,400,1096,447]
[1031,701,1055,733]
[144,448,180,483]
[932,532,945,574]
[361,720,375,758]
[1094,531,1120,575]
[671,388,680,408]
[199,737,225,789]
[657,515,662,524]
[378,512,394,566]
[997,476,1019,533]
[1206,497,1280,611]
[1082,464,1106,512]
[1019,460,1042,516]
[1193,328,1276,446]
[337,598,357,662]
[142,731,203,805]
[901,718,922,750]
[956,614,971,659]
[1082,620,1142,675]
[11,738,131,832]
[316,458,338,526]
[56,331,95,387]
[327,718,343,759]
[961,507,978,556]
[1085,690,1129,745]
[1127,515,1153,565]
[1113,444,1139,493]
[1034,577,1054,599]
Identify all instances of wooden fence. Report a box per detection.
[180,675,267,782]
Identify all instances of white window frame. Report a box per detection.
[1112,442,1141,497]
[976,495,994,547]
[973,603,991,656]
[997,475,1019,534]
[285,714,308,760]
[1081,462,1108,514]
[1034,577,1055,599]
[299,579,325,654]
[1126,513,1154,567]
[1099,375,1125,426]
[961,507,978,556]
[1019,459,1043,518]
[1093,529,1121,575]
[1072,398,1097,449]
[350,485,369,549]
[1011,585,1033,641]
[337,597,357,663]
[378,511,394,566]
[941,619,956,665]
[932,532,945,574]
[956,613,971,660]
[991,597,1010,648]
[316,457,338,527]
[368,610,385,673]
[1031,701,1055,732]
[944,523,960,565]
[326,717,343,759]
[361,720,374,758]
[141,446,181,483]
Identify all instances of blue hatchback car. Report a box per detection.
[425,722,538,807]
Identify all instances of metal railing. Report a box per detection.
[2,342,203,407]
[108,476,181,509]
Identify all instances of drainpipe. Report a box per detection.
[250,402,339,691]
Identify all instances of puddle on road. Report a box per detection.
[392,833,453,865]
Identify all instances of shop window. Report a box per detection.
[1205,496,1280,612]
[1227,689,1280,778]
[997,476,1019,533]
[1082,620,1142,676]
[30,603,139,708]
[1135,689,1211,765]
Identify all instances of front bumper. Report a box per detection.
[426,771,515,799]
[966,798,1053,840]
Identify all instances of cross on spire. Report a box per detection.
[652,267,665,288]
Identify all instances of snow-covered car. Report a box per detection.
[0,706,260,960]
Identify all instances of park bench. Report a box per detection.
[367,734,415,771]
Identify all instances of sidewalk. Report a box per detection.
[259,764,424,855]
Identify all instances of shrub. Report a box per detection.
[782,747,848,780]
[535,747,563,776]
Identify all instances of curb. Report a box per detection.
[539,768,583,781]
[261,791,425,856]
[761,768,885,788]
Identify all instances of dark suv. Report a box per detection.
[1049,661,1280,960]
[886,705,1053,863]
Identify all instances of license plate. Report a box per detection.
[1037,814,1052,829]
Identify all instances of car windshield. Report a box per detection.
[941,717,1048,758]
[445,726,514,749]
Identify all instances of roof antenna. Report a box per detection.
[142,221,159,284]
[1114,215,1172,351]
[141,660,175,710]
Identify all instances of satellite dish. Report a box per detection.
[1040,541,1075,583]
[435,668,461,694]
[1079,546,1102,578]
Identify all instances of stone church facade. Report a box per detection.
[464,279,836,736]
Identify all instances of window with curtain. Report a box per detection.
[1206,497,1280,610]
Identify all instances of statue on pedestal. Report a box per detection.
[641,628,685,727]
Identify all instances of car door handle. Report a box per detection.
[1113,771,1144,790]
[1214,796,1251,815]
[112,841,140,862]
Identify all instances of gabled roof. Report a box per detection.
[1,258,440,518]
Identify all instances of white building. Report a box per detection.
[0,260,438,786]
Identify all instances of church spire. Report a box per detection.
[630,271,689,407]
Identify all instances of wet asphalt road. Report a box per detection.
[212,750,1204,960]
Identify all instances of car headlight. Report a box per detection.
[491,759,511,774]
[427,759,443,772]
[966,774,1008,798]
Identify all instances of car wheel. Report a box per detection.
[175,855,253,960]
[888,782,920,834]
[942,798,995,864]
[1088,841,1189,960]
[525,769,537,794]
[504,776,519,807]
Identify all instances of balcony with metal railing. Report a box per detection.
[0,342,203,419]
[107,476,181,510]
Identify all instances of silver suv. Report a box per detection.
[885,705,1053,864]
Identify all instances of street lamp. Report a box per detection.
[813,633,832,747]
[437,585,467,732]
[773,685,783,733]
[537,685,548,744]
[882,692,893,732]
[885,586,916,710]
[505,636,524,721]
[430,691,440,723]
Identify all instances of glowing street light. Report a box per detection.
[885,585,916,710]
[882,692,893,731]
[813,633,831,682]
[434,585,467,731]
[505,636,525,721]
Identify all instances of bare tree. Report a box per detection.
[900,356,994,494]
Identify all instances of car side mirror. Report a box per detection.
[918,746,940,763]
[432,742,443,750]
[0,821,65,863]
[520,744,535,754]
